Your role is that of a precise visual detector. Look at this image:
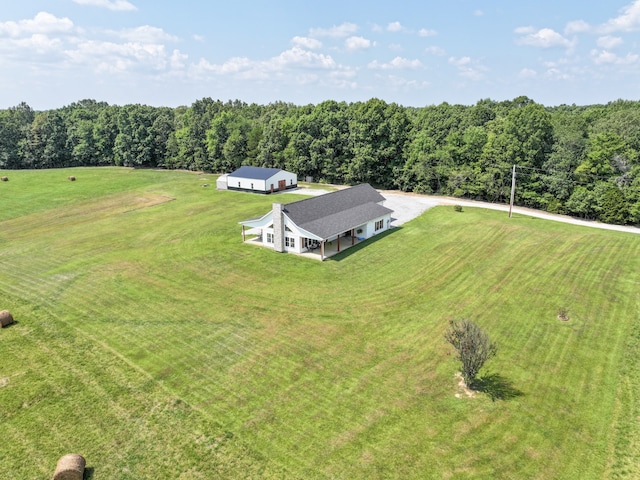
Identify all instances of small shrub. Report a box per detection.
[444,319,497,387]
[558,307,570,321]
[454,205,463,213]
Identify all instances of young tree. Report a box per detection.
[444,319,497,387]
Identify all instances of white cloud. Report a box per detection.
[12,34,63,55]
[382,74,430,89]
[418,28,437,37]
[344,36,371,51]
[449,56,471,67]
[310,22,358,38]
[193,57,253,76]
[65,40,170,72]
[325,70,358,90]
[0,12,74,37]
[193,34,205,42]
[425,46,445,56]
[368,56,423,69]
[170,49,188,70]
[518,68,537,78]
[598,0,640,33]
[194,47,339,81]
[273,47,336,69]
[72,0,137,12]
[387,21,404,32]
[292,36,322,50]
[590,49,639,65]
[448,56,487,80]
[515,27,573,48]
[113,26,178,43]
[474,10,484,17]
[514,26,536,35]
[565,20,591,34]
[597,36,623,49]
[544,67,572,80]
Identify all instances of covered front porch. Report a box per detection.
[241,226,366,261]
[299,230,365,260]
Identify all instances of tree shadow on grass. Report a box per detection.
[472,373,524,402]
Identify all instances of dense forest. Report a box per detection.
[1,96,639,225]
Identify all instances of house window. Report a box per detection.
[238,182,241,187]
[285,236,295,248]
[266,233,273,243]
[251,183,254,189]
[375,219,384,231]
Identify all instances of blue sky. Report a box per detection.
[2,1,640,109]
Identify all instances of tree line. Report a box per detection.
[1,96,639,225]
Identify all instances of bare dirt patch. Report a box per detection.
[454,372,476,398]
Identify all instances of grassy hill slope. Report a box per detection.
[1,167,639,479]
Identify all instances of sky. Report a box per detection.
[2,1,640,110]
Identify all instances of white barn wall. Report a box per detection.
[227,170,297,194]
[228,176,267,192]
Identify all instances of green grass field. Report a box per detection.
[1,167,639,479]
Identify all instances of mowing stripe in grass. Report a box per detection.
[2,168,639,479]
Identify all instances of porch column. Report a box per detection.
[337,235,340,252]
[320,241,325,261]
[351,229,355,245]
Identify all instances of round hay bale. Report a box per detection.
[68,176,76,181]
[53,454,85,480]
[1,176,8,182]
[0,310,14,328]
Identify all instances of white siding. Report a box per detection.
[227,176,267,192]
[227,170,297,193]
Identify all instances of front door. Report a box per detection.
[278,179,286,191]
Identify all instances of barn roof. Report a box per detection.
[228,166,286,180]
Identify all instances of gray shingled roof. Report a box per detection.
[284,184,392,239]
[229,166,284,180]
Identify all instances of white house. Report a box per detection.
[239,183,393,260]
[225,166,297,194]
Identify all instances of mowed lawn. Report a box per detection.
[1,167,639,479]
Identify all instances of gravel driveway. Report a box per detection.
[289,187,640,235]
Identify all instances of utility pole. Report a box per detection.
[509,164,516,218]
